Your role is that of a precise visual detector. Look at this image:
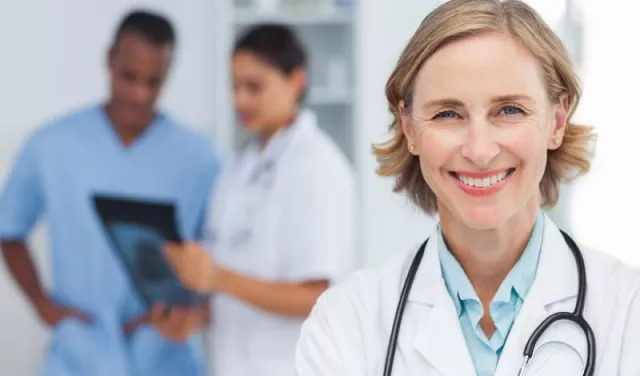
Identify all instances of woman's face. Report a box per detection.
[403,31,568,230]
[232,50,303,133]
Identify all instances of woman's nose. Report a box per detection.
[460,119,500,166]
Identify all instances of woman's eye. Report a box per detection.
[433,110,460,120]
[500,105,524,116]
[246,81,262,94]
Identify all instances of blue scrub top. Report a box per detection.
[0,105,222,376]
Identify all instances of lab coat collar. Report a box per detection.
[249,108,317,160]
[405,224,476,376]
[436,210,544,319]
[408,213,581,376]
[242,108,317,182]
[294,107,318,130]
[494,215,585,376]
[407,213,576,305]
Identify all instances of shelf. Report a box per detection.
[220,0,357,164]
[234,7,353,26]
[307,87,352,105]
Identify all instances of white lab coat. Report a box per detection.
[296,214,640,375]
[205,109,356,376]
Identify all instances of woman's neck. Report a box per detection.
[438,200,540,304]
[258,112,297,150]
[259,127,281,149]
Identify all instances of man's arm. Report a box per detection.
[0,134,89,325]
[1,240,48,313]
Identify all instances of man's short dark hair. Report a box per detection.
[114,10,176,47]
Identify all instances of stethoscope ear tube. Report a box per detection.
[559,230,587,316]
[520,230,595,376]
[382,239,428,376]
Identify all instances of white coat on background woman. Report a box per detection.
[163,23,356,376]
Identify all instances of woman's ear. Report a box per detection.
[399,101,417,155]
[548,93,569,150]
[107,45,116,71]
[290,68,307,100]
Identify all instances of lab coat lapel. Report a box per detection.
[495,215,581,376]
[409,231,477,376]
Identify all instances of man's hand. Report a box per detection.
[147,303,208,343]
[164,242,225,293]
[34,296,92,327]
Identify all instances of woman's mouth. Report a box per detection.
[449,168,516,196]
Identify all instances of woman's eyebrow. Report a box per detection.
[421,98,464,111]
[490,94,535,104]
[421,94,535,110]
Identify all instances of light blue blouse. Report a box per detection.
[438,211,544,376]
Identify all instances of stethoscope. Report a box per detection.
[383,229,596,376]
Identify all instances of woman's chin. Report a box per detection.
[455,205,511,231]
[240,122,261,132]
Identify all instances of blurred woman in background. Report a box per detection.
[164,23,356,376]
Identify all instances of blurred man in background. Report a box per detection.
[0,10,220,376]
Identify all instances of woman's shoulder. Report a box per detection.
[314,241,640,318]
[282,131,355,193]
[581,247,640,371]
[297,252,416,375]
[286,114,352,171]
[314,245,419,318]
[583,246,640,296]
[582,247,640,327]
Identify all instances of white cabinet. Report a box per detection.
[211,0,358,163]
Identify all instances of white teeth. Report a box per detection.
[457,170,509,188]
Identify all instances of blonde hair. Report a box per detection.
[374,0,595,213]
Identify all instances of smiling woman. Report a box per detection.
[295,1,640,376]
[376,24,592,221]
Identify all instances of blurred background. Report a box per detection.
[1,0,639,374]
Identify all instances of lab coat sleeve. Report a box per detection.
[280,160,356,282]
[296,291,350,376]
[0,135,44,240]
[619,283,640,374]
[297,273,371,376]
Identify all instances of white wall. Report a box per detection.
[0,1,218,374]
[569,0,640,266]
[354,0,440,267]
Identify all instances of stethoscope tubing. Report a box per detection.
[382,230,596,376]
